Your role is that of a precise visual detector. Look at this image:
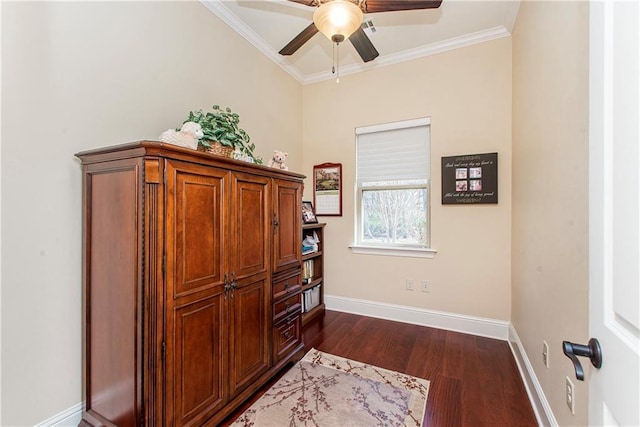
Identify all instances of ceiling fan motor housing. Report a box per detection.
[313,0,363,42]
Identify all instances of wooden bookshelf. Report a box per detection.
[301,223,326,325]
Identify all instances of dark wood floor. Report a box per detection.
[221,310,538,427]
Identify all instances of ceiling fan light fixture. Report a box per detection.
[313,0,363,43]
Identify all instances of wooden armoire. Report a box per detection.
[76,142,305,426]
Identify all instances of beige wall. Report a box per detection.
[0,2,301,424]
[512,2,589,426]
[1,0,592,424]
[302,38,513,320]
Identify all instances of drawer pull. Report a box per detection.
[284,330,291,339]
[285,301,290,311]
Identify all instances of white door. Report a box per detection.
[589,1,640,426]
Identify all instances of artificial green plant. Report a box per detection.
[185,105,261,164]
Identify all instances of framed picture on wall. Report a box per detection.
[313,162,342,216]
[441,152,498,204]
[302,201,318,224]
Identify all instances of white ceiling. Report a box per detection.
[201,0,520,84]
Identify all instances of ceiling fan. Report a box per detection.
[279,0,443,63]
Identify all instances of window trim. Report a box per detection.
[348,244,437,258]
[355,117,430,135]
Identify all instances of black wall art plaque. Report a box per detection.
[441,152,498,204]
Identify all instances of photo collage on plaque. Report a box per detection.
[441,152,497,204]
[455,166,482,193]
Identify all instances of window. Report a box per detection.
[352,118,434,257]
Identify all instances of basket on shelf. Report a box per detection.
[198,141,234,158]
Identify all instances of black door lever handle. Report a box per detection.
[562,338,602,381]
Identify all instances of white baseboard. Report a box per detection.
[35,402,83,427]
[508,324,557,427]
[324,294,510,340]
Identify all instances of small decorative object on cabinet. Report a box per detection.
[267,149,289,170]
[76,141,304,427]
[301,223,326,325]
[185,105,262,164]
[158,121,203,150]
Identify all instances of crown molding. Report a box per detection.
[200,0,306,84]
[303,26,511,84]
[201,0,511,86]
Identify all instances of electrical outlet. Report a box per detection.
[566,376,575,415]
[542,341,549,368]
[422,280,430,293]
[405,278,415,290]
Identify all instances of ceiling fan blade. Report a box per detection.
[363,0,442,13]
[279,23,319,55]
[349,27,379,62]
[286,0,317,7]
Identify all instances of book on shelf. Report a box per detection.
[302,259,314,284]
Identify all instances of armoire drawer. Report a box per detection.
[273,312,302,363]
[273,293,301,323]
[272,273,301,301]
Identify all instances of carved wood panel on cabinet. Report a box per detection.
[228,172,270,398]
[83,158,142,427]
[165,160,228,426]
[272,179,302,274]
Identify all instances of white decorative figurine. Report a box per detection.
[267,150,288,170]
[159,121,203,150]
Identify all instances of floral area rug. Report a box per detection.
[232,348,430,426]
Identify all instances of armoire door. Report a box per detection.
[272,178,302,273]
[229,172,270,280]
[228,172,271,396]
[164,160,229,426]
[228,276,269,397]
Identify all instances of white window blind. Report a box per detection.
[356,120,430,184]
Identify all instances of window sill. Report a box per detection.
[348,244,437,259]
